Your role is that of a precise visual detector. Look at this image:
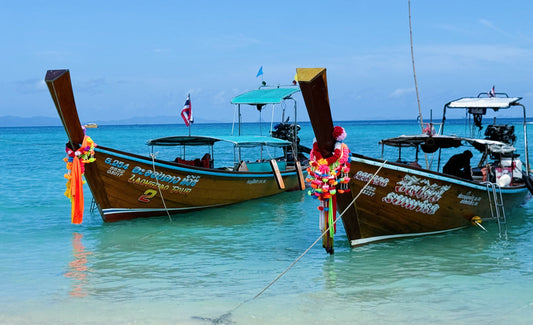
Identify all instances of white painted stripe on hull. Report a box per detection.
[102,204,226,215]
[350,226,467,247]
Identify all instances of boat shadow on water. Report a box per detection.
[319,207,533,296]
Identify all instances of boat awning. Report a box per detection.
[380,134,516,154]
[380,134,462,148]
[464,138,516,155]
[219,135,292,147]
[147,135,292,147]
[231,87,300,105]
[446,97,521,109]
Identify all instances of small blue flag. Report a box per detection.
[256,66,263,78]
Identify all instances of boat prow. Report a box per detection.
[45,70,85,147]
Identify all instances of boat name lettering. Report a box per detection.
[179,175,200,187]
[394,175,450,203]
[131,166,183,184]
[128,175,170,191]
[382,192,440,215]
[247,179,267,184]
[457,192,482,206]
[106,166,126,177]
[362,185,376,197]
[104,158,129,170]
[354,171,389,187]
[170,186,192,194]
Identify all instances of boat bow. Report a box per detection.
[296,68,336,158]
[45,70,85,147]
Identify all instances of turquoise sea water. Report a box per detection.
[1,120,533,324]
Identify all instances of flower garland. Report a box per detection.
[305,126,351,254]
[423,123,436,136]
[64,133,97,224]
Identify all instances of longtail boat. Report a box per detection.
[46,69,308,223]
[297,67,532,249]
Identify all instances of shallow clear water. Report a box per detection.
[1,120,533,324]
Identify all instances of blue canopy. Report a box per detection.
[231,87,300,105]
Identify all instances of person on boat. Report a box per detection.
[443,150,473,180]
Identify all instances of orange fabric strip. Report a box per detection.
[70,156,84,224]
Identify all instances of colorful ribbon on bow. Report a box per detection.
[64,135,97,224]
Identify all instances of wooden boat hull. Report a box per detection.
[85,145,304,222]
[338,154,529,246]
[296,67,531,249]
[45,69,306,223]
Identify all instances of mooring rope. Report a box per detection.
[198,159,388,324]
[150,152,173,222]
[408,0,430,171]
[408,0,423,132]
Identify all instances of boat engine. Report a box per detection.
[271,119,301,145]
[484,124,516,145]
[271,120,310,161]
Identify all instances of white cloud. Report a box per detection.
[390,88,415,97]
[478,19,511,37]
[415,44,533,69]
[16,79,48,94]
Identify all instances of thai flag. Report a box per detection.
[488,85,495,98]
[180,94,193,126]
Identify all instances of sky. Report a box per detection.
[2,0,533,124]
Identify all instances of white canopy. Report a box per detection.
[447,97,521,109]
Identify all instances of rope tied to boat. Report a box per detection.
[196,159,388,324]
[470,216,487,232]
[150,151,173,222]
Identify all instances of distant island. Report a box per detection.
[0,116,62,127]
[0,115,226,127]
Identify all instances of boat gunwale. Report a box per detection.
[96,145,301,178]
[350,152,529,193]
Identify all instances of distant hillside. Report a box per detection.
[0,115,223,127]
[0,116,62,127]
